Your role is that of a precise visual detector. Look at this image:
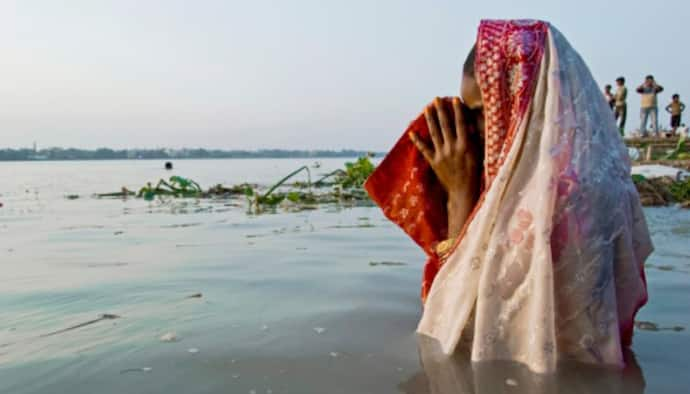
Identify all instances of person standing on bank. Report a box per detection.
[637,75,664,136]
[604,84,615,110]
[665,94,686,135]
[614,77,628,136]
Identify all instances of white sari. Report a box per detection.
[415,21,652,373]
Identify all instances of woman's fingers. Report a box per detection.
[434,97,454,146]
[408,131,434,164]
[424,105,443,153]
[452,97,467,152]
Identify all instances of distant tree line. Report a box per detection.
[0,147,382,161]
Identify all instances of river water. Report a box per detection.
[1,159,688,393]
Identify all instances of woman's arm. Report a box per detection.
[409,97,481,241]
[447,187,478,239]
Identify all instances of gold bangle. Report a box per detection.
[435,238,455,259]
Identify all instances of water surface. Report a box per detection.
[1,159,688,393]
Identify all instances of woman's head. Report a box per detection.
[460,45,485,136]
[460,45,481,110]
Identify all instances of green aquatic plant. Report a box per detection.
[339,155,375,188]
[313,169,347,187]
[137,176,203,200]
[169,176,202,192]
[261,165,311,202]
[311,155,375,188]
[246,165,313,208]
[663,133,688,160]
[631,174,647,183]
[97,156,377,212]
[668,178,690,202]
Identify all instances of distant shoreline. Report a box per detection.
[0,148,384,162]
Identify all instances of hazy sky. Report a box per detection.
[1,0,687,150]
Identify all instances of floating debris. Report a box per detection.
[231,374,240,379]
[313,327,327,334]
[329,351,340,358]
[635,320,686,332]
[96,187,136,199]
[327,223,376,229]
[94,157,377,213]
[369,261,407,267]
[506,378,518,386]
[635,321,659,331]
[159,332,178,342]
[187,348,200,354]
[114,231,124,235]
[160,222,202,229]
[65,194,79,200]
[86,262,128,268]
[120,367,152,374]
[186,293,203,299]
[261,324,269,331]
[40,313,121,337]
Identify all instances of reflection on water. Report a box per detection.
[403,336,645,394]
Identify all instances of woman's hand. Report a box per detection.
[409,97,481,240]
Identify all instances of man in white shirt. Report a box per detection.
[636,75,664,137]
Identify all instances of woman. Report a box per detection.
[365,20,652,373]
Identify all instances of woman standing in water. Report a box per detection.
[365,20,651,373]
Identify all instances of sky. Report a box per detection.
[1,0,687,151]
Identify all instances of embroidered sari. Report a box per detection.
[364,20,652,372]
